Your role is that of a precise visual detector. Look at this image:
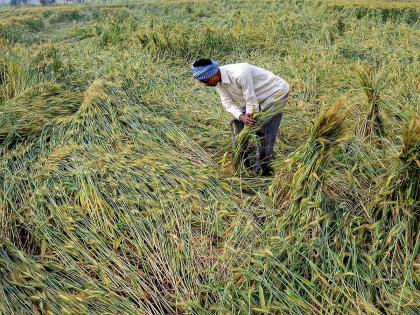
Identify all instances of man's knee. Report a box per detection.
[265,113,283,132]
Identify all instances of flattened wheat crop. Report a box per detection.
[0,0,419,314]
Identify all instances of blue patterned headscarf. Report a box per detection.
[191,59,219,81]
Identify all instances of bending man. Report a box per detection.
[191,59,289,176]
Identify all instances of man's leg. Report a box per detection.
[230,119,252,168]
[259,112,283,175]
[256,93,288,175]
[252,110,283,176]
[230,119,245,147]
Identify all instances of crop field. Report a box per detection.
[0,0,419,314]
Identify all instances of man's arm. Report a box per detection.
[216,87,243,120]
[238,66,259,115]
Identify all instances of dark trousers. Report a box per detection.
[231,112,283,171]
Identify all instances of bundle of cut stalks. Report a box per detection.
[0,54,30,102]
[232,102,284,173]
[283,101,347,216]
[356,65,387,139]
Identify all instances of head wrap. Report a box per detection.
[191,59,219,81]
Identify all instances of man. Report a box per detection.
[191,59,289,176]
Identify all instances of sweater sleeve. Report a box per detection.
[216,86,243,120]
[238,66,259,114]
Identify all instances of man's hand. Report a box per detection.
[239,113,256,126]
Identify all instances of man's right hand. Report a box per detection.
[239,113,256,126]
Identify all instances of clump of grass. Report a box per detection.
[0,54,31,103]
[71,23,100,40]
[29,43,64,78]
[371,115,419,221]
[94,10,137,47]
[399,115,420,182]
[0,16,44,44]
[0,82,82,145]
[48,9,83,24]
[357,115,420,312]
[245,111,418,315]
[132,22,193,60]
[132,21,239,60]
[282,101,347,216]
[0,240,130,314]
[231,105,283,174]
[326,0,419,24]
[0,79,239,314]
[356,65,386,138]
[98,21,132,47]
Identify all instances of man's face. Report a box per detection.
[200,73,220,87]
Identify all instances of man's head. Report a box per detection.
[191,59,221,87]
